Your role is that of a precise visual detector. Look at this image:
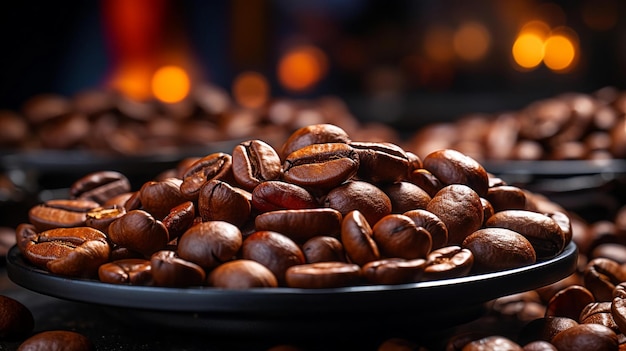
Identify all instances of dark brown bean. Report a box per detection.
[138,178,188,219]
[402,209,448,250]
[98,258,153,285]
[251,181,318,213]
[254,208,342,243]
[485,185,527,212]
[518,316,579,345]
[302,236,346,263]
[427,184,484,246]
[545,285,595,321]
[383,182,431,214]
[180,152,234,200]
[340,210,380,266]
[28,199,100,232]
[580,302,619,332]
[280,123,351,159]
[232,139,282,190]
[0,295,34,339]
[177,221,242,270]
[372,214,432,260]
[584,258,626,302]
[423,246,474,281]
[241,231,305,285]
[198,180,251,227]
[551,323,618,351]
[361,258,426,285]
[150,250,206,287]
[423,149,489,197]
[461,336,523,351]
[208,259,278,288]
[349,141,410,183]
[85,205,126,234]
[324,180,392,226]
[108,210,169,257]
[462,228,536,273]
[285,262,362,289]
[408,169,442,198]
[17,330,93,351]
[69,170,131,204]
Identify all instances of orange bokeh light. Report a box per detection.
[453,21,491,62]
[277,45,328,92]
[232,71,270,109]
[423,25,455,63]
[110,63,153,101]
[543,30,577,72]
[151,65,191,103]
[512,32,544,69]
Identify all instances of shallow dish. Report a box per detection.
[6,242,577,336]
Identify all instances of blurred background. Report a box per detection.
[0,0,624,124]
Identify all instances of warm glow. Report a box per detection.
[110,64,153,101]
[453,21,491,62]
[512,33,544,69]
[151,65,191,103]
[543,34,576,71]
[277,45,328,92]
[232,71,270,109]
[424,26,455,63]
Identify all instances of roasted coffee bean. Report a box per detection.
[579,302,619,332]
[280,123,351,159]
[485,185,527,212]
[108,209,169,257]
[283,143,359,191]
[208,259,278,288]
[521,341,557,351]
[177,221,242,270]
[85,205,126,234]
[15,223,38,254]
[423,149,489,197]
[254,208,342,243]
[408,169,442,198]
[551,323,618,351]
[349,141,410,183]
[406,151,423,171]
[285,262,362,288]
[545,285,595,321]
[461,336,523,351]
[383,182,431,214]
[361,258,426,285]
[402,209,448,250]
[98,258,153,285]
[23,227,110,278]
[341,210,380,265]
[583,258,626,302]
[423,246,474,281]
[122,191,142,212]
[17,330,93,351]
[480,198,495,226]
[28,199,100,232]
[69,171,131,204]
[198,180,251,227]
[161,201,195,240]
[180,152,234,200]
[462,228,536,273]
[518,316,579,345]
[232,139,282,191]
[372,214,432,260]
[251,181,318,212]
[546,211,573,247]
[611,282,626,334]
[241,231,305,285]
[0,295,34,339]
[302,236,346,263]
[486,210,566,260]
[139,178,187,219]
[324,180,391,225]
[150,250,206,287]
[427,184,484,245]
[590,243,626,264]
[491,291,546,322]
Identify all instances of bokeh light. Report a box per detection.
[232,71,270,109]
[277,45,328,92]
[512,32,545,70]
[110,63,153,101]
[151,65,191,103]
[453,21,491,62]
[423,25,455,63]
[543,33,576,72]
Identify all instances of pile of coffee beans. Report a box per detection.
[0,86,400,156]
[407,86,626,161]
[14,123,570,290]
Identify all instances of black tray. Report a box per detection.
[6,242,578,336]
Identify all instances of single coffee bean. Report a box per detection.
[139,178,187,219]
[372,214,432,260]
[518,316,579,345]
[461,336,523,351]
[161,201,195,240]
[28,199,100,232]
[302,236,346,263]
[486,210,566,260]
[545,285,595,321]
[177,221,242,270]
[423,246,474,281]
[408,169,442,198]
[427,184,484,245]
[361,258,426,285]
[108,210,169,257]
[383,182,431,214]
[285,262,362,289]
[15,223,38,254]
[546,211,573,246]
[402,209,448,250]
[98,258,153,285]
[462,228,536,273]
[254,208,342,243]
[283,143,360,191]
[480,198,495,226]
[579,302,619,332]
[69,170,131,204]
[324,180,392,225]
[198,180,251,227]
[23,227,110,278]
[208,259,278,288]
[280,123,351,159]
[0,295,34,339]
[17,330,93,351]
[349,141,410,183]
[150,250,206,287]
[85,205,126,234]
[232,139,282,191]
[522,341,557,351]
[611,282,626,334]
[180,152,234,200]
[485,185,527,212]
[251,180,318,213]
[584,257,626,302]
[551,323,618,351]
[241,231,305,285]
[423,149,489,197]
[340,210,380,266]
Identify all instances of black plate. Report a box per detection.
[6,242,578,336]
